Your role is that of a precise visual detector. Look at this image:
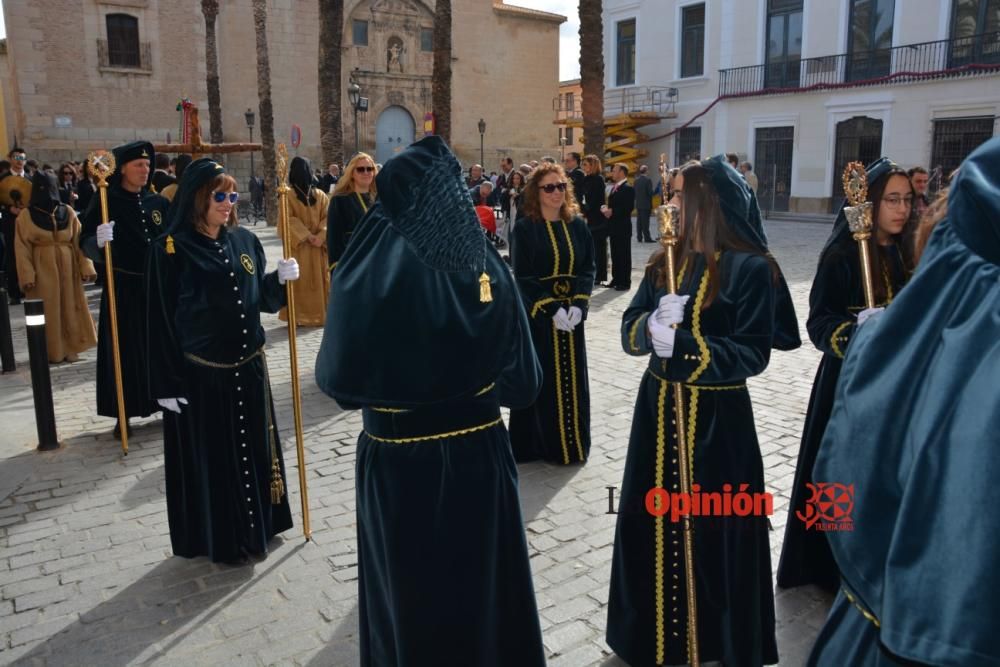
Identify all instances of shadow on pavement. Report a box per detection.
[9,543,305,667]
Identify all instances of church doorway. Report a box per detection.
[375,106,416,165]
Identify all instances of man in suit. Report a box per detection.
[632,165,654,242]
[601,163,635,291]
[564,152,586,202]
[151,153,176,193]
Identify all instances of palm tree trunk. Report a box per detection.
[252,0,278,227]
[579,0,605,160]
[318,0,345,167]
[202,0,223,160]
[432,0,452,144]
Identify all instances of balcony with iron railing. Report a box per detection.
[554,86,679,123]
[97,39,153,72]
[719,31,1000,98]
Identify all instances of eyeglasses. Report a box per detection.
[540,182,568,193]
[212,191,239,204]
[355,166,375,173]
[883,195,913,208]
[61,171,74,176]
[12,156,26,161]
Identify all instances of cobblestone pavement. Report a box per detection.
[0,219,834,666]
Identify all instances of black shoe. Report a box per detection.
[614,285,629,291]
[113,420,132,440]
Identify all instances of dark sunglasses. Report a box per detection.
[212,191,239,204]
[540,182,568,193]
[355,166,376,173]
[61,171,75,176]
[12,155,26,161]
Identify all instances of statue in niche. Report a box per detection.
[387,37,404,73]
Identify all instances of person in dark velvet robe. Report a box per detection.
[579,155,609,285]
[509,162,595,464]
[807,136,1000,666]
[778,159,916,591]
[314,136,546,667]
[80,141,170,437]
[326,151,376,273]
[608,156,800,667]
[146,158,297,564]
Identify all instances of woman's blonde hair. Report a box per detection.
[582,154,602,175]
[332,152,378,197]
[521,163,580,224]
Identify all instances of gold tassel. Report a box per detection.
[165,235,175,255]
[479,272,492,303]
[270,459,285,504]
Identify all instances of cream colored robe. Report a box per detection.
[15,208,98,362]
[276,190,330,326]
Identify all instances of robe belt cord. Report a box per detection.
[183,347,285,504]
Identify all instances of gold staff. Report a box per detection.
[87,151,129,457]
[275,144,311,540]
[842,162,876,309]
[655,202,699,667]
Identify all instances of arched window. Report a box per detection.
[106,14,140,68]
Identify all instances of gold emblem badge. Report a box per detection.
[553,280,571,297]
[240,253,255,274]
[152,210,162,226]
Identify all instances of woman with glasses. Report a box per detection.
[508,163,595,464]
[608,157,799,667]
[778,159,915,592]
[146,158,299,565]
[56,163,78,207]
[327,152,377,273]
[276,156,329,326]
[14,171,97,363]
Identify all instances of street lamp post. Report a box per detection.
[559,136,567,161]
[349,76,361,155]
[245,108,256,180]
[478,118,486,170]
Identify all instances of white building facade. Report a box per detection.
[603,0,1000,214]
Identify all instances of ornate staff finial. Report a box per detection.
[86,150,117,188]
[841,160,876,309]
[276,143,290,191]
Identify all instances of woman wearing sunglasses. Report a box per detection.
[508,163,596,465]
[608,156,800,666]
[56,162,78,206]
[327,152,377,272]
[146,158,299,565]
[778,159,916,592]
[276,156,329,326]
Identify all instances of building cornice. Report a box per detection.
[493,2,566,24]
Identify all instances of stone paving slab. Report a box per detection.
[0,219,835,666]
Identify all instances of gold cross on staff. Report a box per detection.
[153,106,261,158]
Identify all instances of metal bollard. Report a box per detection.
[0,272,15,373]
[23,299,59,450]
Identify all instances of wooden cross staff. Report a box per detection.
[154,106,261,158]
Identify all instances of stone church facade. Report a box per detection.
[1,0,564,180]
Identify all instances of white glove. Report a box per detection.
[277,258,300,284]
[96,221,115,248]
[648,316,677,358]
[567,306,583,328]
[655,293,690,327]
[857,307,884,326]
[157,397,189,414]
[553,307,573,332]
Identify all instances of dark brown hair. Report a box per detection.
[864,167,918,303]
[193,173,238,233]
[521,163,580,223]
[647,162,776,308]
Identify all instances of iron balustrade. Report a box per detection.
[719,31,1000,97]
[553,86,679,122]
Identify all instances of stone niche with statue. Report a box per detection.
[345,0,434,159]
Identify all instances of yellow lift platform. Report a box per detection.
[554,87,679,175]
